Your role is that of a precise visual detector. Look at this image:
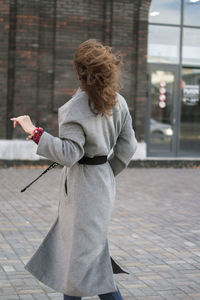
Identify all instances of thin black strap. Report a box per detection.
[20,162,60,192]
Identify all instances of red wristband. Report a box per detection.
[31,127,44,144]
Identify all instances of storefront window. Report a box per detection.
[184,0,200,26]
[180,68,200,155]
[149,0,181,25]
[148,25,180,64]
[182,28,200,66]
[148,0,200,157]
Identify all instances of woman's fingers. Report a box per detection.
[10,118,18,128]
[10,117,23,126]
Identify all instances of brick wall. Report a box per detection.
[0,0,10,138]
[0,0,151,141]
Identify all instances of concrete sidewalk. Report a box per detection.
[1,167,200,299]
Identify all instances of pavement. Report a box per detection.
[1,166,200,300]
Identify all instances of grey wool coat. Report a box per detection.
[24,87,137,297]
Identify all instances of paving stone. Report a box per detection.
[1,167,200,299]
[0,296,19,300]
[136,297,165,300]
[19,295,35,300]
[32,294,50,300]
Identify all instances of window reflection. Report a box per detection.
[183,28,200,66]
[148,25,180,64]
[180,68,200,155]
[149,70,175,153]
[149,0,181,25]
[184,0,200,26]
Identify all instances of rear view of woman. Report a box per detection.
[10,39,137,300]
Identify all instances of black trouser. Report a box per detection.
[63,286,123,299]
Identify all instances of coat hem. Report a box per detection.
[24,237,129,297]
[24,263,119,297]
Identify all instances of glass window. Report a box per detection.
[149,69,175,154]
[179,68,200,156]
[147,25,180,64]
[182,28,200,66]
[149,0,181,25]
[184,0,200,27]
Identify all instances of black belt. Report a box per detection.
[78,155,107,165]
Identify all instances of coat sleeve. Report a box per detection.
[108,110,137,177]
[35,108,86,168]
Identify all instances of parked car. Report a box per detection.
[150,118,173,137]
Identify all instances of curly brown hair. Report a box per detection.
[73,39,123,117]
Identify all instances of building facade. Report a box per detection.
[1,0,150,143]
[1,0,199,158]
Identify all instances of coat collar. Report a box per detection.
[72,87,83,98]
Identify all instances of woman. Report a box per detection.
[10,39,137,300]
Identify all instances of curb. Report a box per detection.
[1,159,200,168]
[129,159,200,168]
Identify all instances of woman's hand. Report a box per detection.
[10,115,37,139]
